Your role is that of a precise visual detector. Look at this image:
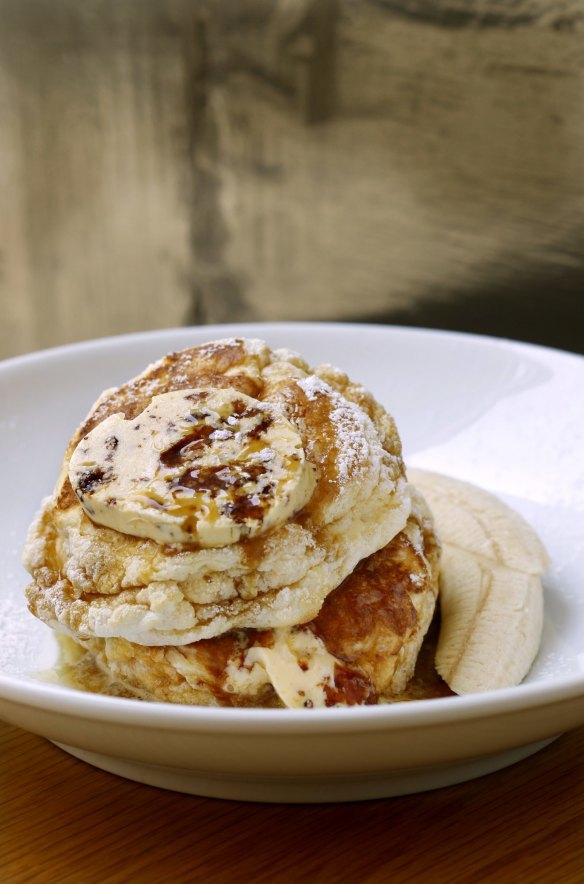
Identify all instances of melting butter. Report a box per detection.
[244,627,339,708]
[69,387,315,547]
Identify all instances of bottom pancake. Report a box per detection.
[55,488,441,708]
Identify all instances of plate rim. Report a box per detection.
[1,667,584,734]
[1,320,583,373]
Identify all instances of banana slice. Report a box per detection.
[409,469,548,694]
[69,388,315,547]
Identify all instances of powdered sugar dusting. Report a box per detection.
[130,377,164,397]
[194,337,267,358]
[0,597,58,676]
[243,338,269,356]
[273,346,303,364]
[299,376,374,485]
[298,375,330,401]
[330,396,372,484]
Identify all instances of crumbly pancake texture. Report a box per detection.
[61,490,440,707]
[24,338,411,646]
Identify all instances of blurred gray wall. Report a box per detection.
[1,0,583,358]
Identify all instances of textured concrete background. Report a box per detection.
[1,0,583,358]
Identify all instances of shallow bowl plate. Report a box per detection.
[1,322,583,802]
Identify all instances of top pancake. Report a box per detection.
[24,338,410,645]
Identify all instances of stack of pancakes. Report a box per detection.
[24,338,440,707]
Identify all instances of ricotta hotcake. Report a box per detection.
[58,490,440,707]
[24,338,411,646]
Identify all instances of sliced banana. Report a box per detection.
[409,468,548,694]
[69,388,315,547]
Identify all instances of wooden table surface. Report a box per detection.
[1,720,583,883]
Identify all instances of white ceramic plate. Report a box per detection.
[1,323,583,803]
